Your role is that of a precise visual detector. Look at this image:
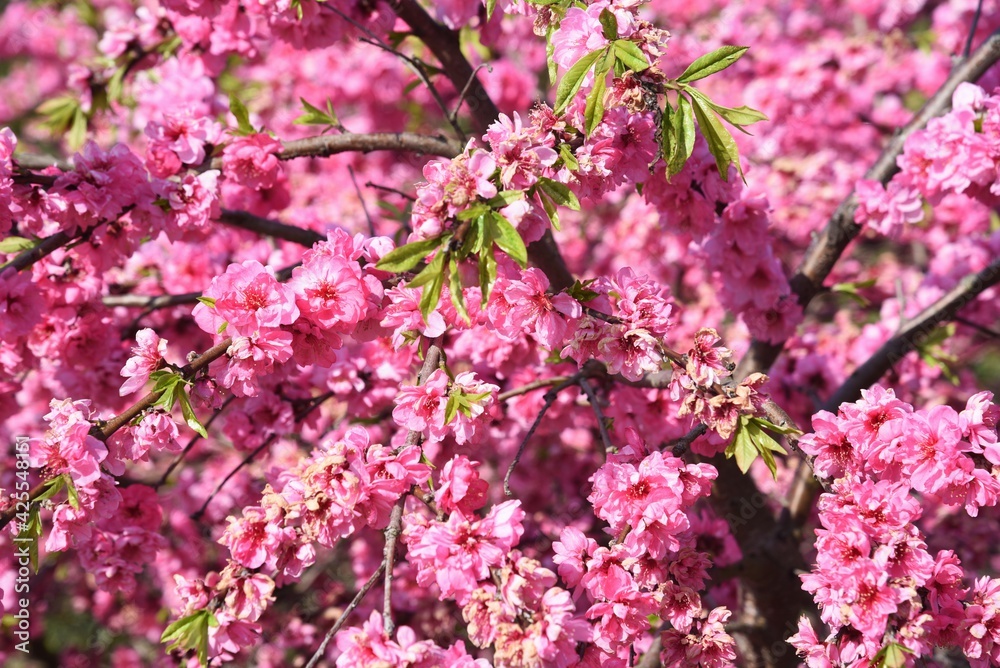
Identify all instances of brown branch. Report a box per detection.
[787,257,1000,521]
[382,497,406,635]
[386,0,575,291]
[504,376,579,496]
[103,292,202,309]
[3,230,74,272]
[736,28,1000,381]
[191,391,335,521]
[304,560,387,668]
[100,338,233,439]
[217,209,325,247]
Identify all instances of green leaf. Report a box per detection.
[448,258,470,324]
[538,190,561,231]
[161,610,218,667]
[873,642,913,668]
[599,8,618,39]
[750,416,801,437]
[478,247,497,306]
[196,296,217,308]
[585,50,615,135]
[830,278,877,306]
[677,45,749,83]
[668,95,696,177]
[689,93,743,181]
[16,505,42,573]
[178,388,208,438]
[445,394,459,424]
[487,190,525,208]
[916,323,959,384]
[418,259,446,321]
[558,143,579,171]
[486,0,497,19]
[106,66,127,104]
[491,213,528,267]
[229,94,255,135]
[0,236,36,254]
[613,40,649,72]
[408,249,447,289]
[35,475,66,503]
[555,48,605,114]
[685,88,767,131]
[376,236,444,273]
[65,477,80,510]
[457,202,491,221]
[725,415,789,478]
[293,97,340,128]
[726,416,758,474]
[68,107,88,152]
[537,177,580,211]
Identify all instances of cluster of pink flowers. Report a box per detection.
[392,368,500,445]
[792,387,1000,666]
[192,231,384,395]
[857,83,1000,236]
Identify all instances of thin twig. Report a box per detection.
[578,377,612,460]
[382,497,406,635]
[504,377,577,496]
[964,0,986,59]
[323,2,466,140]
[191,392,334,520]
[304,560,387,668]
[451,63,489,129]
[497,374,574,402]
[364,181,416,202]
[348,166,376,237]
[155,396,237,489]
[666,423,707,457]
[218,209,324,247]
[103,292,202,309]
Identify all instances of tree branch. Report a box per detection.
[787,257,1000,521]
[736,28,1000,380]
[304,560,387,668]
[217,209,325,247]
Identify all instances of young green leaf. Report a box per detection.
[584,58,610,135]
[407,249,447,289]
[873,642,913,668]
[612,40,649,72]
[555,48,605,114]
[487,190,525,208]
[0,236,36,254]
[196,296,217,308]
[726,416,758,474]
[685,88,767,131]
[478,247,498,306]
[229,94,255,135]
[668,95,696,177]
[161,610,219,667]
[448,258,470,324]
[293,97,340,128]
[558,142,579,171]
[419,261,446,320]
[490,213,528,267]
[677,45,749,83]
[537,177,581,211]
[178,388,208,438]
[599,8,618,39]
[376,236,444,273]
[689,93,743,181]
[486,0,498,19]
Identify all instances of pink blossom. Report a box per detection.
[193,260,299,337]
[403,500,525,604]
[222,133,283,190]
[435,455,489,516]
[854,178,924,236]
[392,367,450,440]
[0,267,45,339]
[119,328,167,396]
[289,252,373,332]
